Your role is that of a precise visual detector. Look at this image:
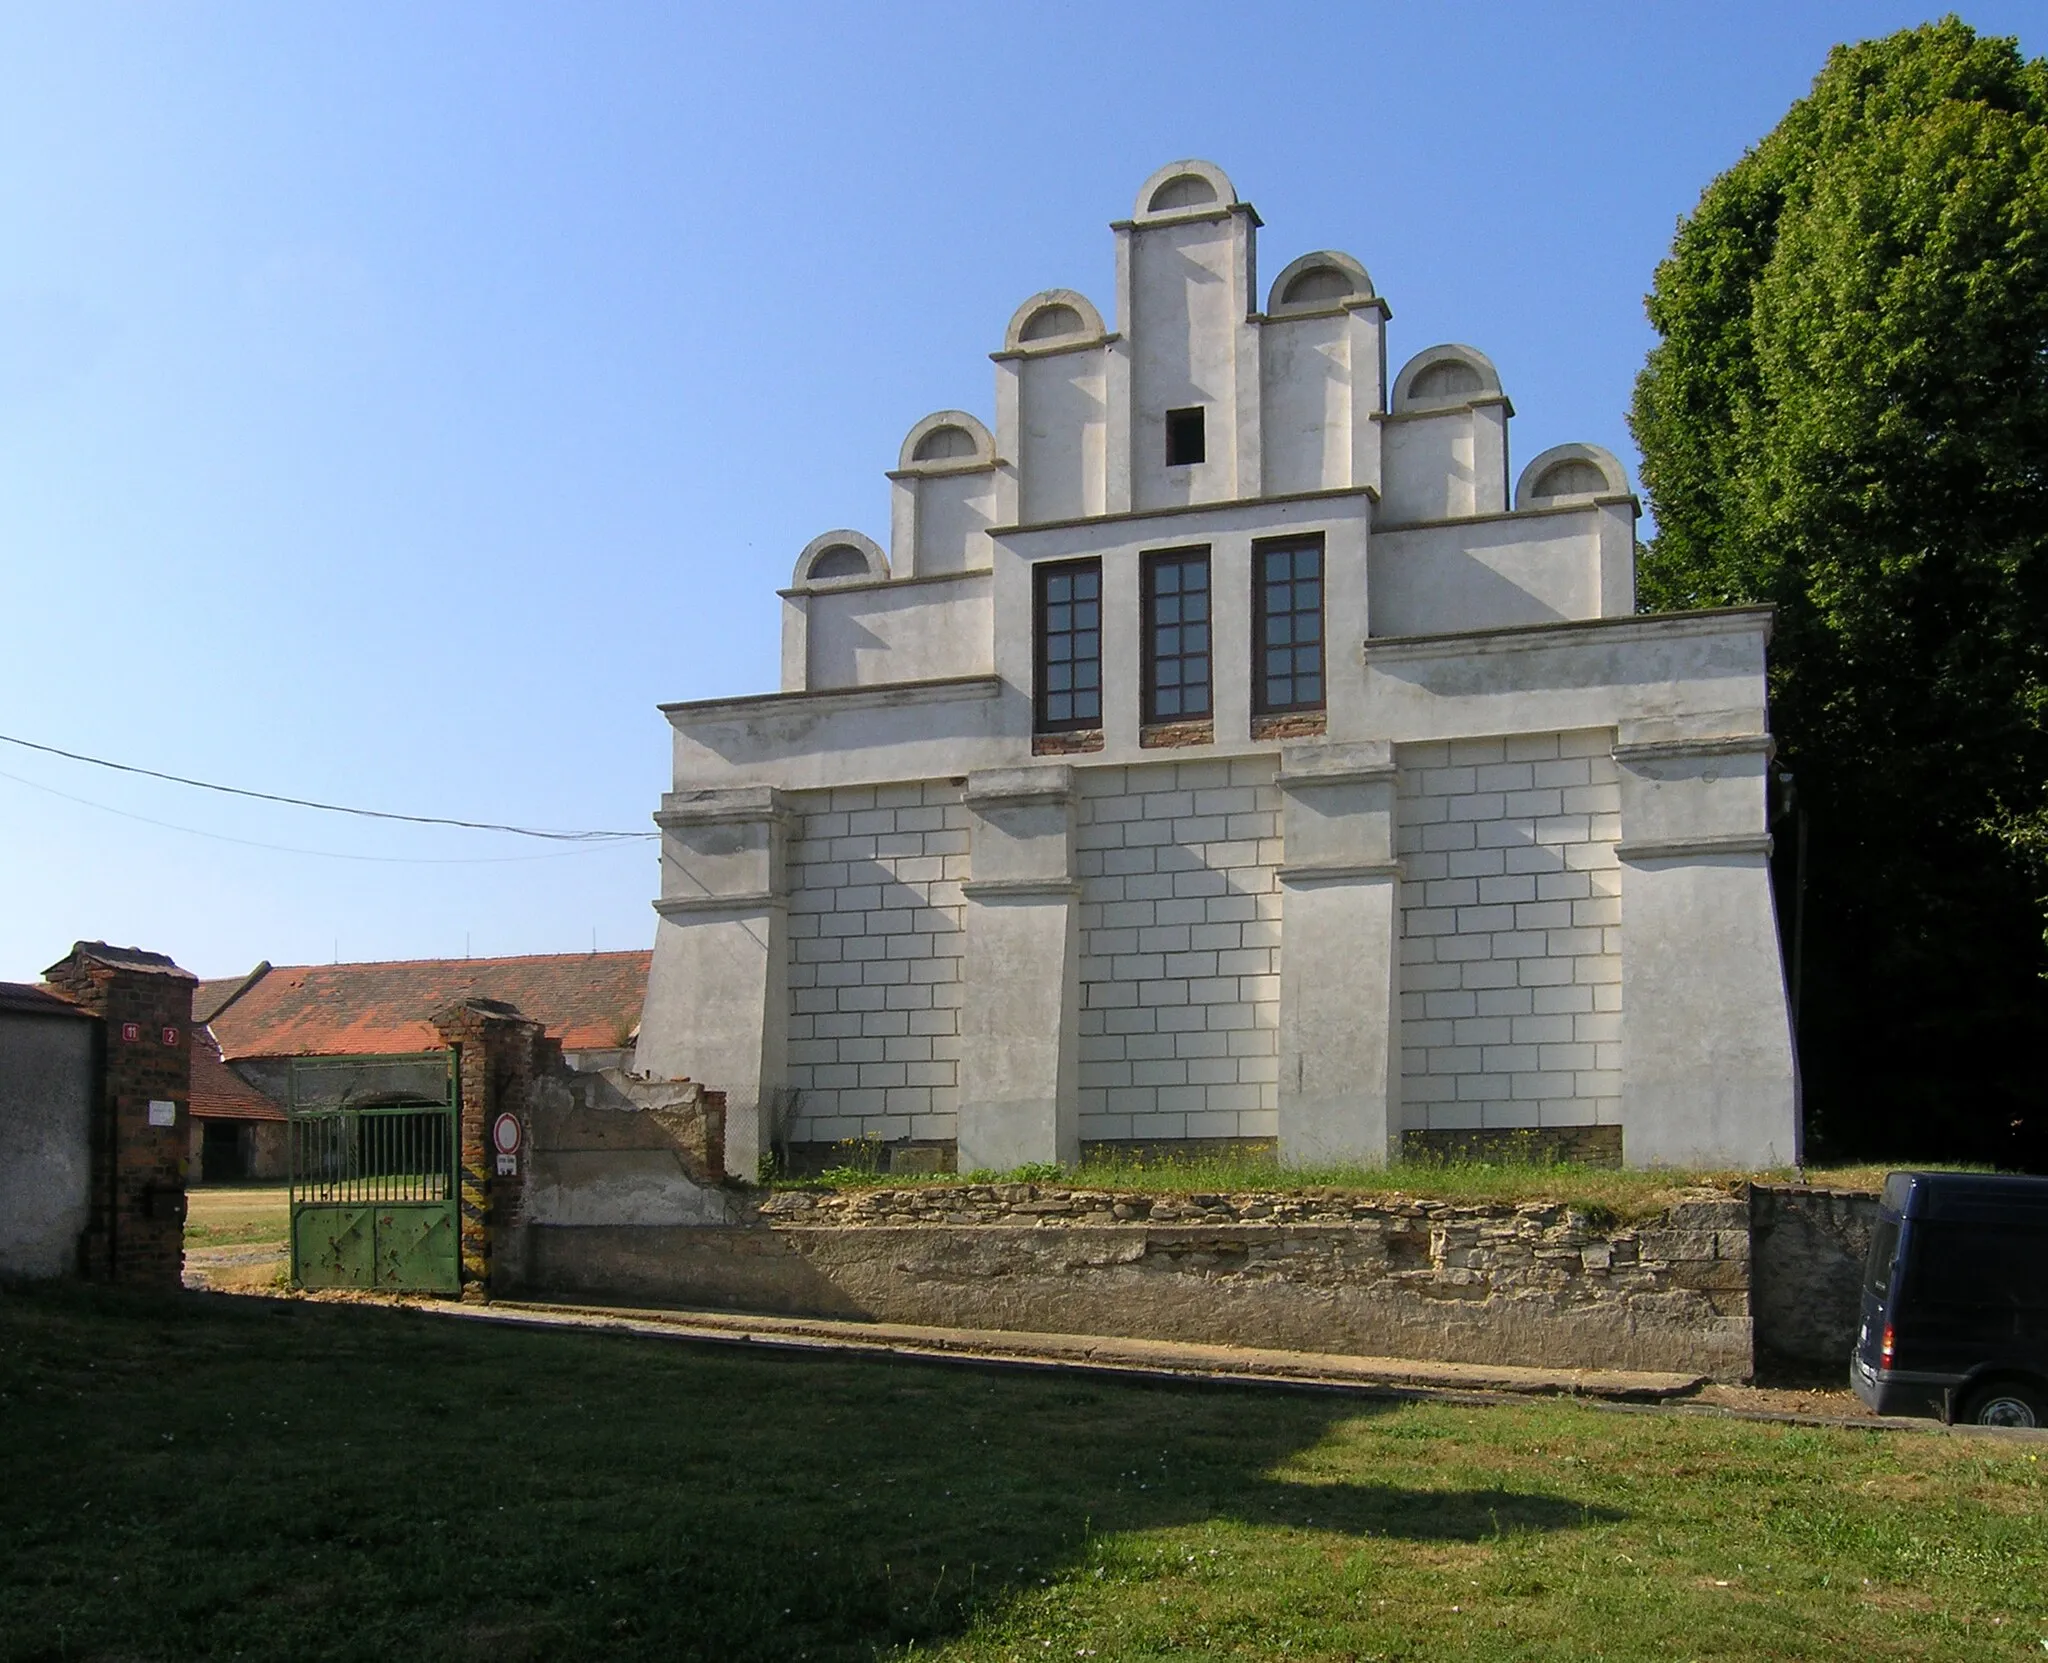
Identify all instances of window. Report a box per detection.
[1143,549,1211,723]
[1165,407,1206,467]
[1865,1217,1901,1297]
[1905,1223,2047,1310]
[1254,538,1324,712]
[1034,559,1101,731]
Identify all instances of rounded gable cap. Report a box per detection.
[1001,289,1108,355]
[1266,250,1376,315]
[792,530,889,589]
[1514,443,1631,509]
[1134,160,1237,221]
[1391,343,1504,412]
[897,410,996,473]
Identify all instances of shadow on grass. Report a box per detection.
[0,1284,1621,1662]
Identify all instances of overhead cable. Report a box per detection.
[0,767,633,864]
[0,730,657,842]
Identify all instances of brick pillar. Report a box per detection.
[42,942,196,1290]
[431,998,544,1302]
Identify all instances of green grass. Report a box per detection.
[773,1156,1940,1222]
[181,1185,290,1250]
[2,1283,2042,1660]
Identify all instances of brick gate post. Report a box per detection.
[42,942,196,1290]
[431,998,544,1302]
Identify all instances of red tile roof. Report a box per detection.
[196,951,651,1061]
[190,1028,285,1121]
[0,982,94,1020]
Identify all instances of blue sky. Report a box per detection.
[2,2,2039,981]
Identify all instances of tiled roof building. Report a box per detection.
[185,950,650,1182]
[197,951,650,1061]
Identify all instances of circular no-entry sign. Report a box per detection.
[491,1113,523,1157]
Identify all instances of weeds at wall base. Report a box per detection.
[755,1144,1966,1222]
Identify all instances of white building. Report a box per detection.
[636,161,1798,1177]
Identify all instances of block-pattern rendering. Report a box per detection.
[1398,733,1623,1131]
[1076,761,1283,1144]
[637,161,1799,1176]
[784,783,967,1145]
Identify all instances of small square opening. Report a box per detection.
[1165,407,1206,467]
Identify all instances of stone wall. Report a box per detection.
[1750,1185,1882,1377]
[524,1070,735,1228]
[1075,759,1283,1145]
[523,1182,1754,1378]
[1396,731,1623,1136]
[784,782,969,1147]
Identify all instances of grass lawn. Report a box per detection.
[182,1186,290,1250]
[2,1284,2042,1661]
[181,1187,290,1295]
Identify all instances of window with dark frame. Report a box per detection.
[1143,548,1212,724]
[1034,559,1102,731]
[1254,538,1325,713]
[1165,407,1206,467]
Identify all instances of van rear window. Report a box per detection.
[1902,1224,2045,1309]
[1865,1217,1901,1297]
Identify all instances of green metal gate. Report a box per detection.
[288,1050,460,1294]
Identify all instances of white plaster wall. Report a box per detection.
[914,471,997,575]
[1074,759,1283,1144]
[1357,613,1774,751]
[1379,405,1510,524]
[0,1011,95,1278]
[672,610,1776,801]
[1129,217,1243,512]
[1368,511,1609,637]
[1019,350,1107,525]
[1259,313,1351,497]
[784,782,968,1144]
[804,577,993,690]
[1396,731,1623,1132]
[669,680,1015,795]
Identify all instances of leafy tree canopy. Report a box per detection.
[1631,18,2048,1161]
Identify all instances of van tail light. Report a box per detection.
[1880,1325,1895,1366]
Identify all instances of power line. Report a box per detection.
[0,767,635,865]
[0,730,657,842]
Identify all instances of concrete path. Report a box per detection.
[426,1297,1706,1402]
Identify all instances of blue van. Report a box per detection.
[1851,1172,2048,1427]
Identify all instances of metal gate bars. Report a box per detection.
[287,1050,460,1294]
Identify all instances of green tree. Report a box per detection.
[1631,18,2048,1164]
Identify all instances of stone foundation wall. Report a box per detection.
[523,1182,1753,1378]
[1749,1185,1882,1376]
